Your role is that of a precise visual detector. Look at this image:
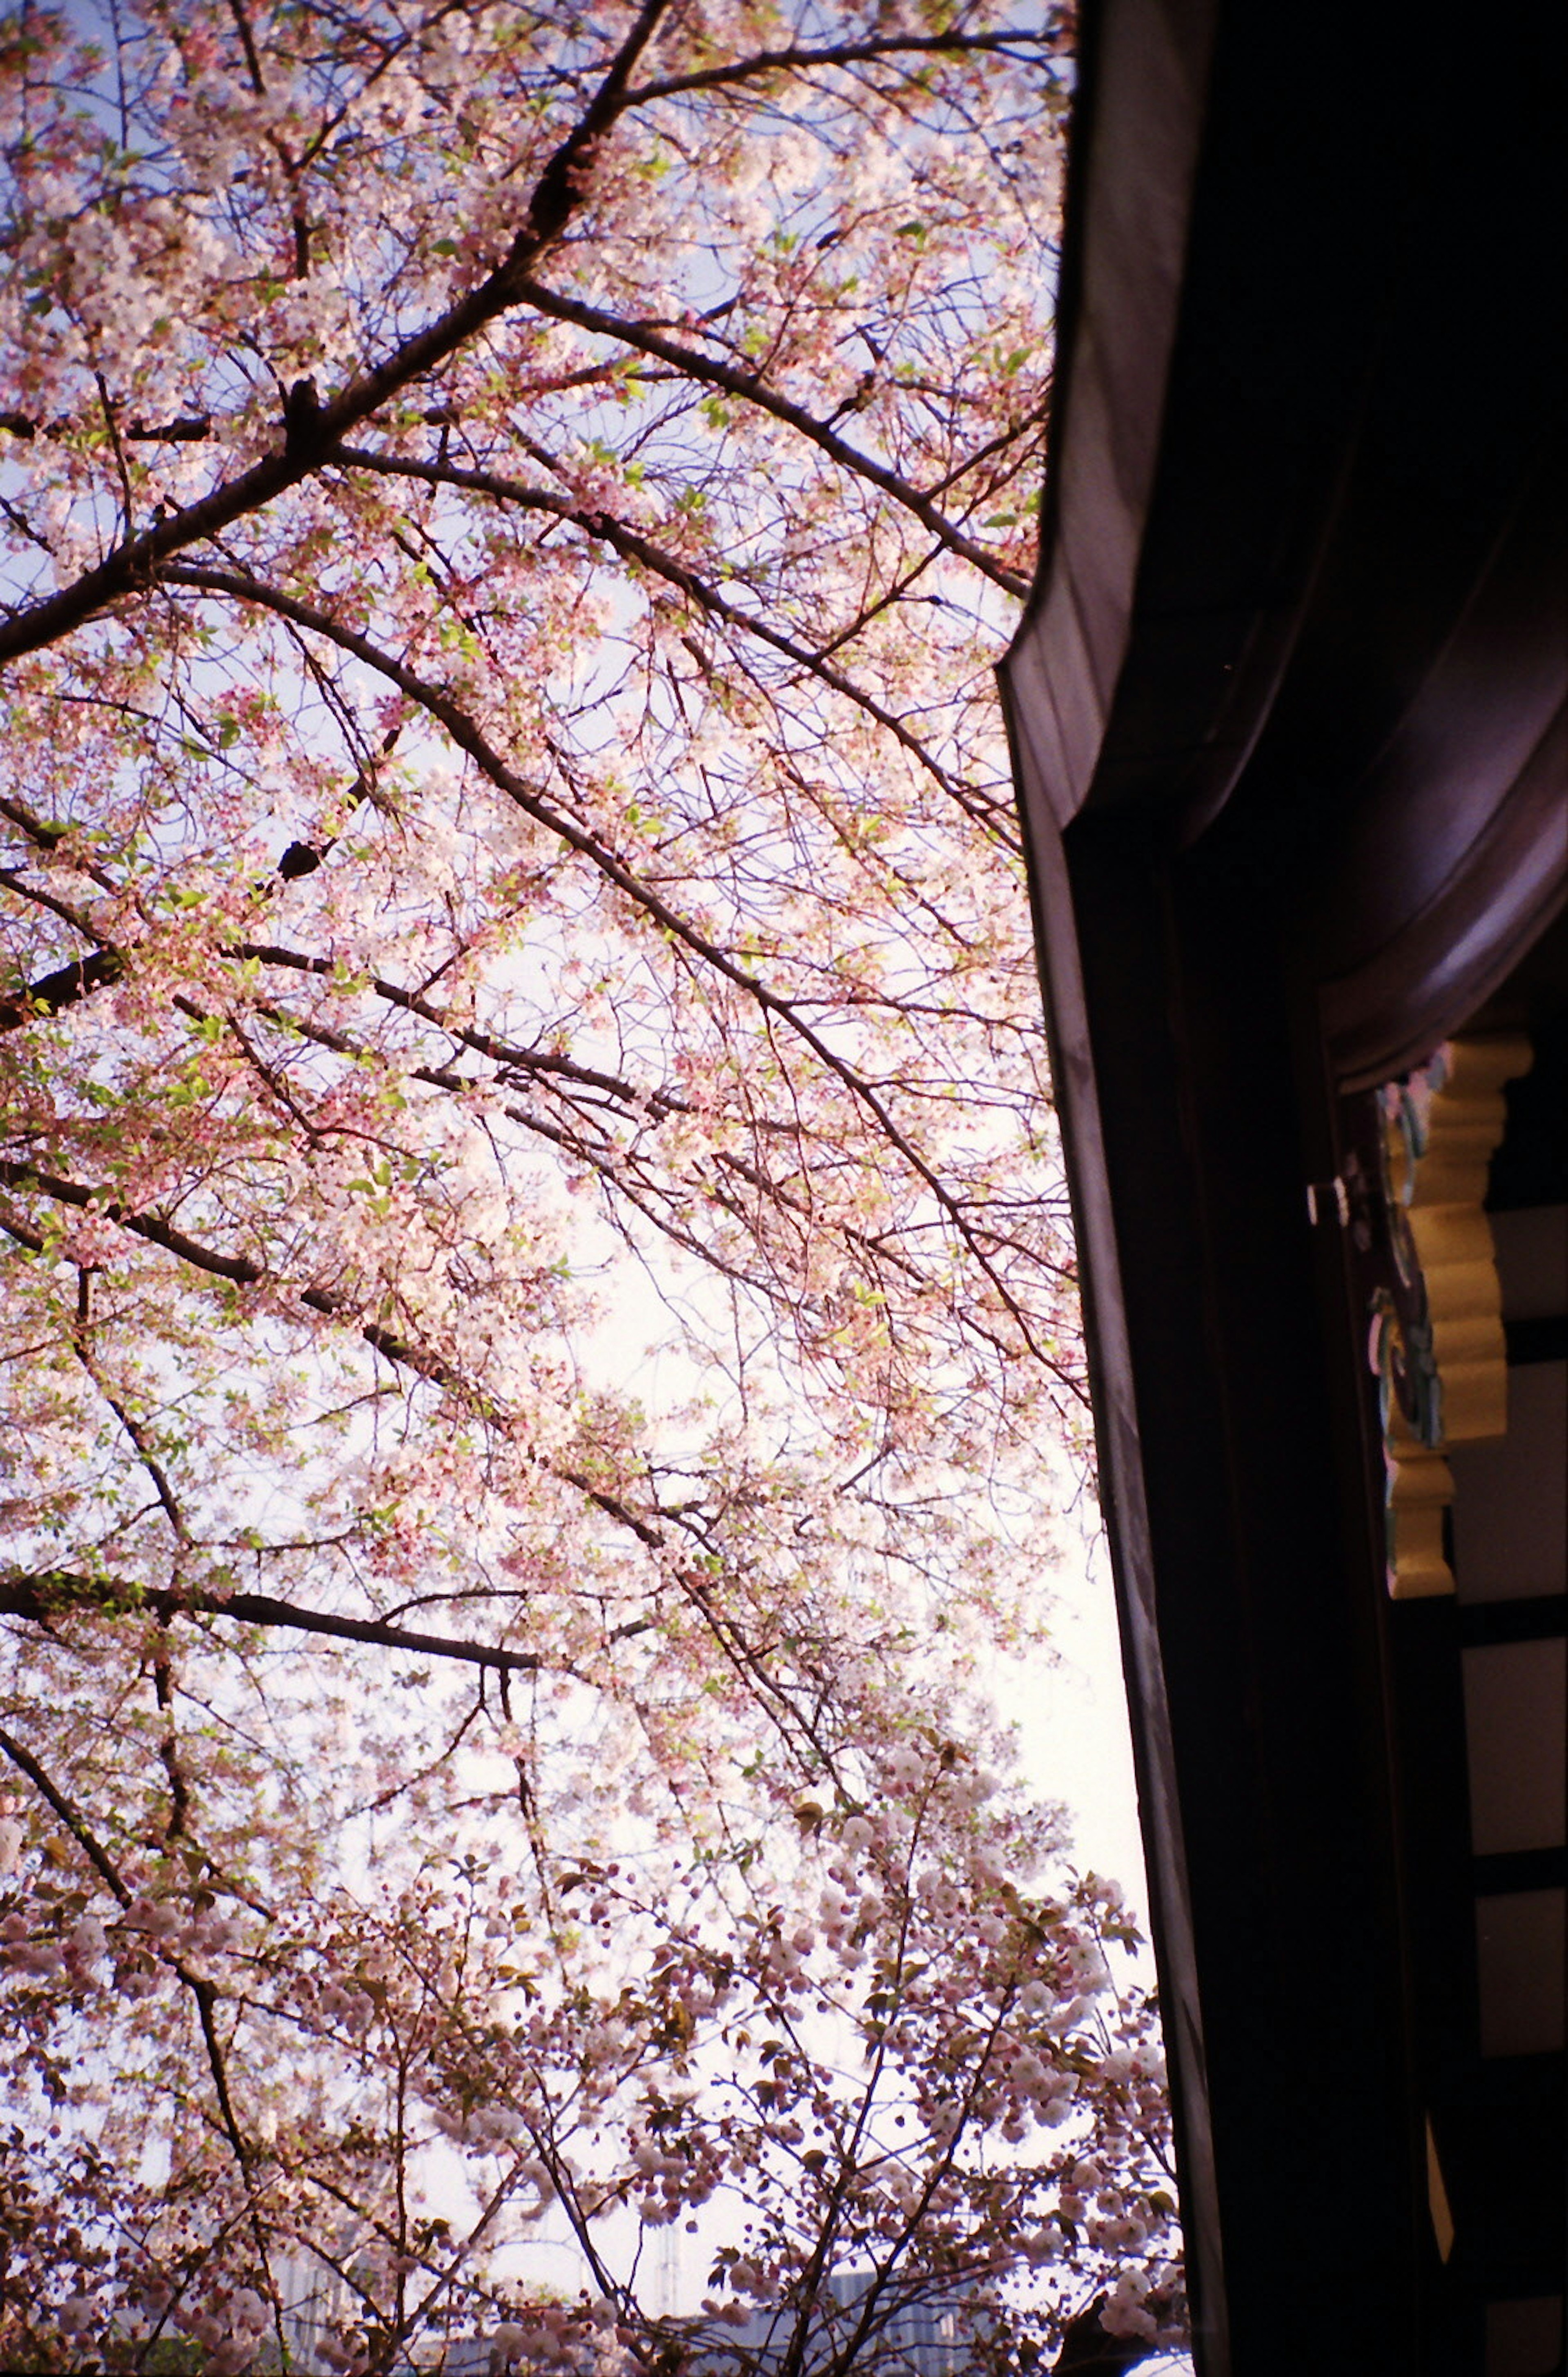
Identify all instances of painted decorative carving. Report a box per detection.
[1372,1036,1530,1598]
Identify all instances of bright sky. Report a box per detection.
[1007,1524,1148,1899]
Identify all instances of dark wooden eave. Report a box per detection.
[1000,2,1568,2370]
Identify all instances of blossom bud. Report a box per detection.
[68,1914,109,1967]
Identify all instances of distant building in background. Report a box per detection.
[267,2251,357,2373]
[679,2276,978,2376]
[437,2278,982,2377]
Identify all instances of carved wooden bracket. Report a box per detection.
[1371,1036,1531,1597]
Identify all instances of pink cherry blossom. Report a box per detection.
[0,2,1178,2370]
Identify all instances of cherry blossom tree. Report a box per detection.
[0,1,1183,2369]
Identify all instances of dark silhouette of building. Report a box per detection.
[1000,2,1567,2370]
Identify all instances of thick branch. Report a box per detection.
[0,946,122,1030]
[0,1723,131,1902]
[0,1152,473,1398]
[0,1570,543,1675]
[1050,2297,1168,2375]
[620,26,1059,110]
[191,1972,255,2175]
[0,411,214,443]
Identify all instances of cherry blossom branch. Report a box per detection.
[0,945,122,1030]
[0,1715,261,2201]
[0,790,88,858]
[823,1985,1020,2377]
[0,0,676,670]
[0,864,110,943]
[227,964,1042,1367]
[71,1270,192,1548]
[0,1172,848,1760]
[219,974,983,1364]
[1051,2298,1170,2375]
[2,1165,862,1778]
[190,1969,256,2177]
[0,726,399,1031]
[157,566,1082,1396]
[0,1722,130,1903]
[330,445,1017,847]
[0,1571,544,1676]
[0,1151,474,1398]
[401,2159,560,2351]
[778,1792,946,2377]
[618,25,1061,111]
[149,1635,193,1845]
[508,278,1033,598]
[211,992,824,1311]
[228,947,692,1114]
[356,1694,485,1817]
